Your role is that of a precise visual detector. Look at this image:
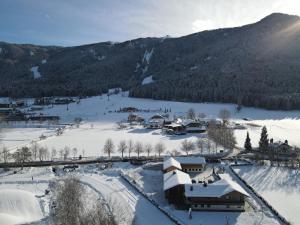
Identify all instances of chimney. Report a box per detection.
[285,140,288,145]
[270,138,273,144]
[203,182,207,187]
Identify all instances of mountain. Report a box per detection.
[1,13,300,110]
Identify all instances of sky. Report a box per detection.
[1,0,300,46]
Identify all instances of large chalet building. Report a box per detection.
[163,157,249,211]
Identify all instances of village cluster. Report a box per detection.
[120,106,211,135]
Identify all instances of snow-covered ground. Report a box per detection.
[0,167,52,225]
[30,66,41,79]
[141,75,154,85]
[233,165,299,224]
[1,93,300,157]
[0,189,44,225]
[0,127,57,150]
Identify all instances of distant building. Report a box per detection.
[127,113,144,124]
[146,114,170,129]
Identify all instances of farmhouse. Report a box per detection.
[164,169,191,205]
[184,176,249,211]
[146,114,168,129]
[163,123,186,135]
[127,113,144,124]
[182,119,207,133]
[163,157,249,211]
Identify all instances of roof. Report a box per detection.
[150,114,164,119]
[185,175,249,198]
[175,156,206,165]
[163,157,182,170]
[163,169,191,191]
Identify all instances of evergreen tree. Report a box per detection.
[259,126,269,152]
[244,132,252,151]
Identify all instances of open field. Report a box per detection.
[233,165,300,224]
[1,93,300,157]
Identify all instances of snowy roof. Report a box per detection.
[175,156,206,165]
[163,169,191,191]
[185,176,249,198]
[163,157,182,170]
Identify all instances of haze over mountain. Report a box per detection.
[1,13,300,110]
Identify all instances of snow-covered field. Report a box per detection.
[233,165,300,224]
[0,167,52,225]
[2,92,300,157]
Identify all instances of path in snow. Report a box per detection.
[80,173,175,225]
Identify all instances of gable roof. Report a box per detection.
[185,175,249,198]
[175,156,206,165]
[163,157,182,170]
[163,169,191,191]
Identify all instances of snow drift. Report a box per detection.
[0,189,43,225]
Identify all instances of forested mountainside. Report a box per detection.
[1,13,300,110]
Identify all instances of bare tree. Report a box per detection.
[118,140,127,159]
[51,148,57,160]
[30,141,39,161]
[51,177,85,225]
[187,108,196,120]
[103,138,115,158]
[128,140,134,158]
[218,109,231,126]
[0,147,10,163]
[72,147,78,159]
[181,140,195,155]
[196,138,206,154]
[63,146,70,160]
[155,142,166,157]
[59,149,64,160]
[134,141,143,158]
[38,146,49,161]
[144,144,153,157]
[171,149,181,156]
[12,147,32,169]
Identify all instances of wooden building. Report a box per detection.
[163,169,191,205]
[163,158,249,211]
[175,156,206,172]
[184,176,249,211]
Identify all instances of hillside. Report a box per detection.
[1,13,300,109]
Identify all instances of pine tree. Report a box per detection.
[259,126,269,152]
[244,132,252,151]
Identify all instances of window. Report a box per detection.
[226,205,230,208]
[201,204,204,208]
[207,204,211,208]
[194,204,198,207]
